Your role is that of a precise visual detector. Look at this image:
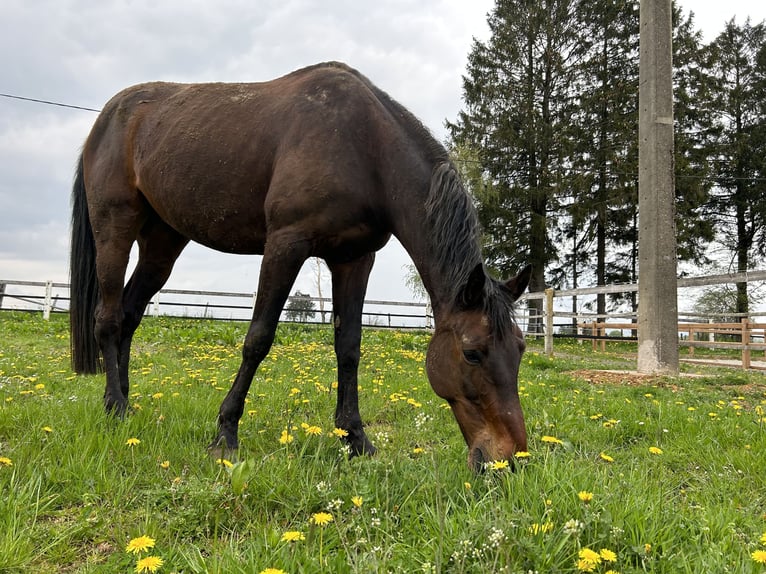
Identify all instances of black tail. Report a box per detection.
[70,154,102,374]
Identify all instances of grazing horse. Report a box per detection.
[69,62,531,470]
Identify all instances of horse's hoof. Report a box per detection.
[208,432,238,461]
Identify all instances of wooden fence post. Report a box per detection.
[0,282,5,308]
[544,288,554,358]
[741,318,751,369]
[43,280,53,320]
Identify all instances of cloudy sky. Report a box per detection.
[1,0,765,305]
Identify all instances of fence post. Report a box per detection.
[0,282,5,308]
[43,280,53,320]
[426,303,433,330]
[544,288,554,358]
[742,318,751,369]
[688,326,694,356]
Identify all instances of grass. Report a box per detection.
[0,311,765,573]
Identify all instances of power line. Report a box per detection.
[0,92,100,113]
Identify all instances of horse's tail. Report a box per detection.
[69,154,102,374]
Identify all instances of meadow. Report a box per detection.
[0,311,765,573]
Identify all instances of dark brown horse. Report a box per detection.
[69,62,531,470]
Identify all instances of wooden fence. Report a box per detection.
[0,279,433,330]
[2,269,766,369]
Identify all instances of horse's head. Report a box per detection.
[426,264,532,472]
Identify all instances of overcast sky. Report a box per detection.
[1,1,765,305]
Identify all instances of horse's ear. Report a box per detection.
[457,263,486,309]
[504,264,532,302]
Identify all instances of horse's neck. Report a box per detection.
[389,164,481,321]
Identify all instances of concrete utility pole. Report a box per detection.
[637,0,679,374]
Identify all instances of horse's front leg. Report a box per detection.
[329,254,376,457]
[211,234,311,452]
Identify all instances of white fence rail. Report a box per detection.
[0,279,433,330]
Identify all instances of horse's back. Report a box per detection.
[82,63,398,257]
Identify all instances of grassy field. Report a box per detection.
[0,311,765,573]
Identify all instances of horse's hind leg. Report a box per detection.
[117,218,188,397]
[212,232,311,451]
[329,253,376,456]
[92,222,139,416]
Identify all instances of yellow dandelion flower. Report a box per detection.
[487,459,510,471]
[604,570,621,574]
[126,535,155,554]
[135,555,164,573]
[216,458,233,468]
[577,547,607,571]
[351,496,363,508]
[412,447,425,454]
[304,425,323,436]
[42,426,53,433]
[126,437,141,447]
[529,521,554,535]
[759,531,766,545]
[644,543,652,554]
[648,446,663,455]
[464,482,472,490]
[599,548,617,562]
[159,460,170,469]
[280,530,305,542]
[541,435,563,445]
[514,451,531,458]
[578,491,594,503]
[599,452,614,463]
[0,456,13,467]
[577,559,598,573]
[151,392,163,400]
[278,430,294,445]
[332,428,349,438]
[752,549,766,564]
[259,569,286,574]
[311,512,334,526]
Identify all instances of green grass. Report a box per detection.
[0,312,765,573]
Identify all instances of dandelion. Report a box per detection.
[0,457,12,467]
[216,458,233,468]
[752,550,766,564]
[514,451,531,459]
[278,430,294,445]
[759,531,766,545]
[304,425,323,436]
[528,521,554,535]
[599,451,614,463]
[332,427,349,438]
[541,435,563,445]
[599,548,617,562]
[42,426,53,433]
[311,512,334,526]
[487,459,510,471]
[577,490,594,503]
[464,482,472,490]
[644,543,652,554]
[126,437,141,447]
[412,447,425,454]
[135,556,164,573]
[259,569,286,574]
[126,535,156,554]
[577,547,602,572]
[351,496,363,508]
[648,446,663,455]
[280,530,305,542]
[159,460,170,469]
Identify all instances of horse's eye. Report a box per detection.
[462,349,483,366]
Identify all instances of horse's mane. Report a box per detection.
[425,164,518,337]
[305,62,517,336]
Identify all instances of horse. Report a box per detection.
[69,62,532,471]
